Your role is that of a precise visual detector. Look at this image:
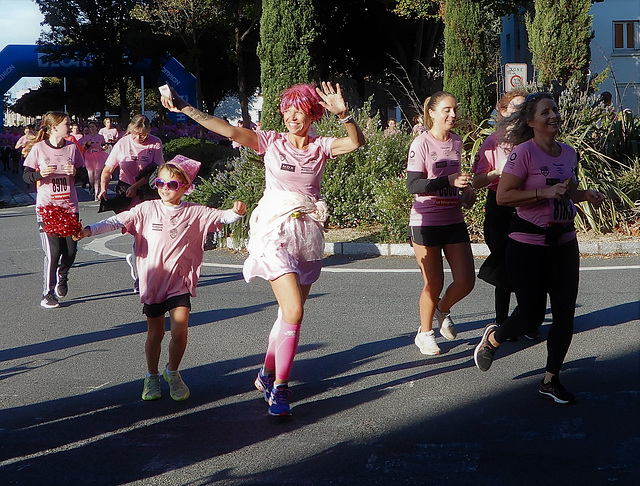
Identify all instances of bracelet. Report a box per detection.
[337,114,353,124]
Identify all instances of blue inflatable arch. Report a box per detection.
[0,44,197,126]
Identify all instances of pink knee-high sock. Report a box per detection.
[274,319,301,383]
[263,313,281,372]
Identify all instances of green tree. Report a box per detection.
[442,0,496,125]
[133,0,260,126]
[257,0,319,130]
[35,0,167,121]
[526,0,594,90]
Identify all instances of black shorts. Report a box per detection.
[409,222,470,247]
[143,293,191,318]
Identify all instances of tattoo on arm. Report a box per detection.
[184,107,213,123]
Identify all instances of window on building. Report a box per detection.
[614,21,638,50]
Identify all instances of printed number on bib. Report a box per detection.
[551,197,575,223]
[50,176,71,201]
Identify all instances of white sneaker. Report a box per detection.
[415,328,441,355]
[435,307,457,341]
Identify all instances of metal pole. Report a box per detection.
[141,76,145,114]
[63,77,67,113]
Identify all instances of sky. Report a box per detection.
[0,0,46,96]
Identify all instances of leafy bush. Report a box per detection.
[557,81,636,233]
[162,137,239,180]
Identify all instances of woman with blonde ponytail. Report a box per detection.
[23,112,85,309]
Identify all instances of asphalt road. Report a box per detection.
[0,200,639,485]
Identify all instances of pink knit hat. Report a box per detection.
[167,154,201,185]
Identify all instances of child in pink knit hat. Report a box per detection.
[75,158,246,402]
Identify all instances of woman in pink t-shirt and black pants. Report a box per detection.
[406,92,476,356]
[473,93,605,404]
[162,82,365,416]
[22,112,85,309]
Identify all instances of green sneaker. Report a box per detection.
[142,375,161,401]
[163,368,190,401]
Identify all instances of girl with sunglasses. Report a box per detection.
[161,82,365,416]
[473,93,605,404]
[75,156,247,402]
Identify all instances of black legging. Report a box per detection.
[483,190,515,323]
[39,221,78,296]
[494,238,579,375]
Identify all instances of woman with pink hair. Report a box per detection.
[162,82,365,416]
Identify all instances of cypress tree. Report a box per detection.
[526,0,593,89]
[257,0,320,130]
[442,0,494,125]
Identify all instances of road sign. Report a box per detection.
[504,63,528,92]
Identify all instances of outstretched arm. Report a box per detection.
[316,82,365,156]
[160,87,259,151]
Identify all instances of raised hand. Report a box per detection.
[315,82,348,117]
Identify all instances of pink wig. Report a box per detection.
[279,83,325,121]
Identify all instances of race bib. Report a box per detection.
[50,175,71,201]
[549,197,575,223]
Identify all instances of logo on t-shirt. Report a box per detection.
[541,166,550,177]
[509,152,517,161]
[430,152,438,161]
[280,163,295,172]
[170,228,178,239]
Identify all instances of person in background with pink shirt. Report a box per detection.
[161,81,365,416]
[98,115,164,293]
[22,112,85,309]
[472,90,526,336]
[474,93,605,405]
[406,91,476,356]
[98,117,118,152]
[75,156,246,402]
[79,121,108,199]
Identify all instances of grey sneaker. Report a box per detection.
[163,368,190,401]
[54,278,68,299]
[414,328,441,355]
[474,324,499,371]
[142,374,161,401]
[435,307,457,340]
[40,293,60,309]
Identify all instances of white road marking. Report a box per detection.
[82,234,640,274]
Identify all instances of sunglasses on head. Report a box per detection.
[525,92,551,102]
[155,178,187,191]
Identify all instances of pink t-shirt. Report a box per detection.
[79,133,105,154]
[23,140,85,212]
[117,200,227,304]
[472,131,511,192]
[99,127,118,144]
[406,130,464,226]
[105,134,164,185]
[502,138,578,246]
[256,130,337,198]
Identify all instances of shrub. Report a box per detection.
[162,137,240,180]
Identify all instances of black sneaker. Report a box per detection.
[539,376,576,405]
[55,279,68,299]
[524,330,540,340]
[474,324,498,371]
[40,293,60,309]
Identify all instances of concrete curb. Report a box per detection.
[225,237,639,257]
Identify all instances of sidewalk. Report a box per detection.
[2,170,638,257]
